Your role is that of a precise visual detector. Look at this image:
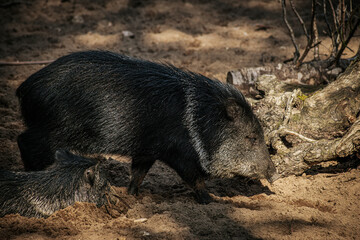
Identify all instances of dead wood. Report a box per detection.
[226,60,349,99]
[228,59,360,176]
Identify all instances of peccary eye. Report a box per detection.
[85,168,95,185]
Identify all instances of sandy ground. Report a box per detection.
[0,0,359,239]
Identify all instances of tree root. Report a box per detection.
[230,59,360,176]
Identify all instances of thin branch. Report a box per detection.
[340,0,346,37]
[0,60,54,66]
[323,0,333,38]
[296,0,317,67]
[328,0,339,27]
[311,41,322,50]
[281,0,300,63]
[289,0,309,39]
[282,129,316,142]
[333,17,360,66]
[330,0,340,25]
[343,4,360,49]
[323,0,338,59]
[328,0,340,57]
[313,13,320,60]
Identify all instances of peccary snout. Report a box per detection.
[266,161,280,183]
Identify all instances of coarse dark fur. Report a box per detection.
[0,150,110,218]
[16,51,278,203]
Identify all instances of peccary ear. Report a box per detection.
[225,98,242,121]
[84,167,96,185]
[54,149,75,163]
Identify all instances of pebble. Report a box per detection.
[134,218,148,223]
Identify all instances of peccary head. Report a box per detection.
[203,97,279,183]
[54,150,111,206]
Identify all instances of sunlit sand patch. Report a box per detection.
[75,32,120,47]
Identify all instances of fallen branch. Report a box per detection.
[281,129,316,143]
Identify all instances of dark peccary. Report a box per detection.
[16,51,279,203]
[0,150,110,218]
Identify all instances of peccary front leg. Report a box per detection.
[163,155,212,204]
[191,178,212,204]
[128,156,156,195]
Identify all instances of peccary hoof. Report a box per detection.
[195,190,213,204]
[127,185,139,196]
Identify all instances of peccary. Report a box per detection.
[0,150,111,218]
[16,51,279,203]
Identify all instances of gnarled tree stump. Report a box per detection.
[228,59,360,176]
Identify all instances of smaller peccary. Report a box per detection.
[0,150,111,218]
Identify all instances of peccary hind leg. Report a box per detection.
[17,129,53,171]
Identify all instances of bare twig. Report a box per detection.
[281,0,300,63]
[328,0,339,28]
[313,13,320,60]
[312,41,322,48]
[296,0,317,67]
[333,17,360,66]
[323,0,332,38]
[328,0,340,57]
[340,0,346,37]
[282,129,316,142]
[289,0,309,39]
[0,60,54,66]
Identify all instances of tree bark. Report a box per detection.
[228,59,360,176]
